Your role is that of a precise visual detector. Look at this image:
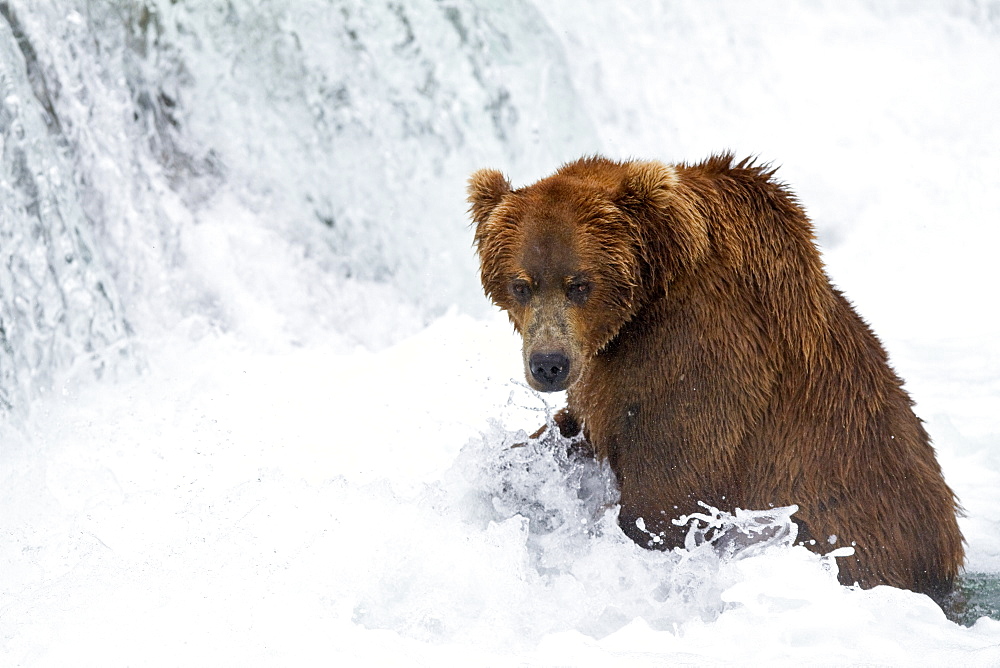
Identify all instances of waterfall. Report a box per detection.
[0,0,598,415]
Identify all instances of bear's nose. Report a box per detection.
[529,352,570,391]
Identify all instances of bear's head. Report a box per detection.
[467,157,708,392]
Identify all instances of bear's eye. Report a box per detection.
[567,280,592,304]
[510,278,532,304]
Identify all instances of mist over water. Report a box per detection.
[3,2,1000,665]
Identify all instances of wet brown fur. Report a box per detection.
[468,154,964,602]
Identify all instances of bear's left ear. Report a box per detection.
[619,160,679,212]
[618,159,709,276]
[467,168,512,227]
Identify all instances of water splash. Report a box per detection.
[352,389,855,646]
[672,502,801,559]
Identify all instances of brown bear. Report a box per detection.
[467,154,964,604]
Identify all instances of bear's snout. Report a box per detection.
[528,351,570,391]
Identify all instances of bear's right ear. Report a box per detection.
[467,168,512,226]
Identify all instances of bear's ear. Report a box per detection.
[619,160,679,211]
[618,159,709,276]
[467,168,512,226]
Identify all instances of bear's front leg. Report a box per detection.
[528,407,594,459]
